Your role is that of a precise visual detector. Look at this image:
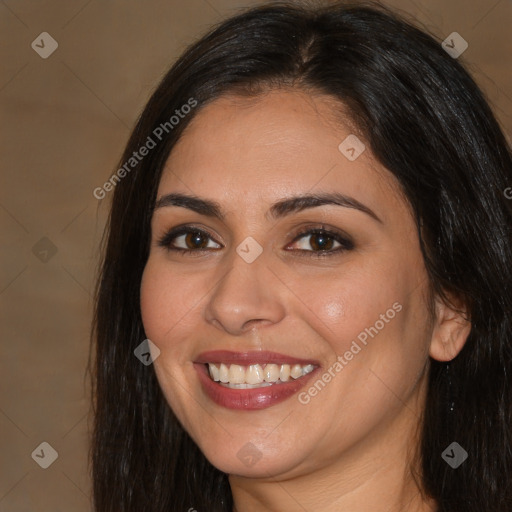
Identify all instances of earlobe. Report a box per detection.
[429,295,471,362]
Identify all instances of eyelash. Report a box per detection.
[156,225,354,258]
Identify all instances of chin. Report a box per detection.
[202,443,308,479]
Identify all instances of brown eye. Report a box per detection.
[287,227,354,257]
[183,230,210,250]
[308,232,337,251]
[157,227,221,253]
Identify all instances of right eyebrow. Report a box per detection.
[154,193,224,218]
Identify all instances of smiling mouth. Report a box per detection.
[194,351,320,410]
[206,362,316,389]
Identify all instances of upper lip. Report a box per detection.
[195,350,320,366]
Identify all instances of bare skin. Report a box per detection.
[140,88,470,511]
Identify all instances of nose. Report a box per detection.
[204,252,286,336]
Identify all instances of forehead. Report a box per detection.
[157,89,404,222]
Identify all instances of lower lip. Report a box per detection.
[194,363,319,410]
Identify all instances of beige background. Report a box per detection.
[0,0,511,510]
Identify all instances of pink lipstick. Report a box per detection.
[194,350,320,410]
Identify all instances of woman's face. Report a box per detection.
[140,89,434,478]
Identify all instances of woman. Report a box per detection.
[89,2,512,511]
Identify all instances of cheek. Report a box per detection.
[305,253,430,400]
[139,259,199,355]
[322,300,344,319]
[306,266,406,354]
[140,262,167,340]
[139,260,200,417]
[308,278,429,426]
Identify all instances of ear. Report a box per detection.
[429,294,471,362]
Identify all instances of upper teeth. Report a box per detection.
[208,363,315,387]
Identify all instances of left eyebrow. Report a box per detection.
[153,191,382,224]
[268,192,382,223]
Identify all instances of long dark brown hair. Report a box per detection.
[88,2,512,510]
